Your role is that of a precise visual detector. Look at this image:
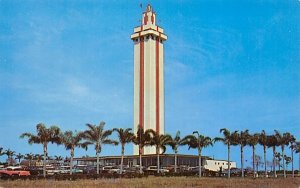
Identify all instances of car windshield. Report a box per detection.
[7,168,22,171]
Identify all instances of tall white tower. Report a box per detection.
[131,4,167,155]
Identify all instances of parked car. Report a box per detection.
[101,166,121,174]
[187,166,205,175]
[146,166,169,174]
[0,166,30,177]
[131,165,146,171]
[28,166,43,175]
[0,165,5,171]
[123,166,141,174]
[59,166,83,174]
[74,164,87,171]
[46,165,60,175]
[82,165,97,174]
[223,167,249,177]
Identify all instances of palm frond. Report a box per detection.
[214,137,225,144]
[82,122,116,155]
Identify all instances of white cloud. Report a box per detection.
[65,78,90,97]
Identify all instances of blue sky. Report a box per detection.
[0,0,299,169]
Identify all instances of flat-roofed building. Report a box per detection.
[204,159,237,172]
[74,154,209,168]
[73,155,236,172]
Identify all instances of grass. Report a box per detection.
[0,177,300,188]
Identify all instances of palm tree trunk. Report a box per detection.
[264,145,267,178]
[273,146,277,178]
[252,146,256,178]
[70,148,74,175]
[139,146,142,174]
[282,146,286,178]
[174,150,178,173]
[228,144,230,179]
[241,145,244,178]
[121,145,124,174]
[96,151,100,175]
[43,144,47,178]
[6,155,10,166]
[291,147,294,178]
[157,147,160,174]
[199,148,202,178]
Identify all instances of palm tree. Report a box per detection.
[47,155,54,161]
[81,122,117,175]
[113,128,134,174]
[20,123,61,177]
[0,147,4,164]
[34,154,44,162]
[185,131,213,177]
[24,153,34,167]
[0,147,4,156]
[148,130,172,173]
[54,155,63,165]
[295,142,300,172]
[258,130,268,177]
[15,153,24,164]
[284,155,292,169]
[132,127,153,174]
[289,139,296,177]
[64,156,70,163]
[267,135,279,177]
[275,130,294,178]
[237,130,249,178]
[60,130,88,175]
[247,133,260,178]
[4,149,15,165]
[275,152,282,171]
[253,154,262,172]
[214,128,238,178]
[169,131,189,173]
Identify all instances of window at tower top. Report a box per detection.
[142,4,156,26]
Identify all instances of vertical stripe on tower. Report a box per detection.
[156,37,160,134]
[144,13,148,25]
[140,37,144,129]
[151,12,154,24]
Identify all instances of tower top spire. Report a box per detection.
[146,4,153,12]
[131,4,167,41]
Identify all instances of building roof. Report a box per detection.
[74,154,212,161]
